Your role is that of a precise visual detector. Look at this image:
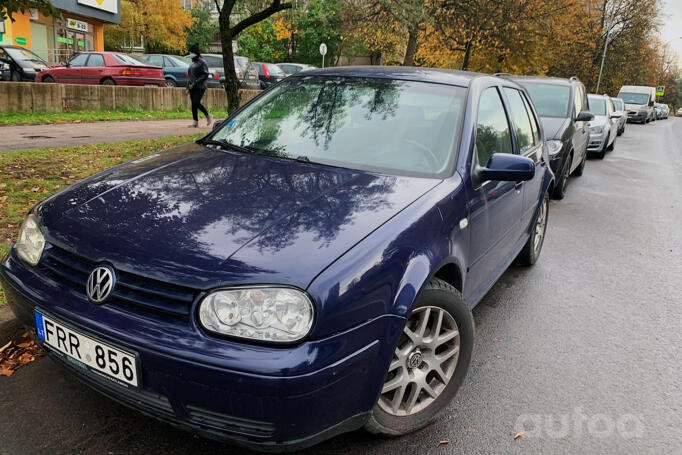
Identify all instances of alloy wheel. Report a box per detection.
[378,306,460,417]
[533,197,548,255]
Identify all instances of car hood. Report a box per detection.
[588,115,608,128]
[38,143,440,290]
[624,103,647,111]
[538,116,569,140]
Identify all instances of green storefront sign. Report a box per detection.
[14,37,27,46]
[57,37,74,45]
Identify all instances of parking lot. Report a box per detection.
[0,117,680,454]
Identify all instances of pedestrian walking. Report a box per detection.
[187,43,213,128]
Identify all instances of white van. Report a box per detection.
[617,85,656,124]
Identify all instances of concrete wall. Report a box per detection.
[0,82,261,113]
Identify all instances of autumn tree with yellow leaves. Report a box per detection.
[104,0,193,54]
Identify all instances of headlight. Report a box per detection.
[16,214,45,266]
[199,287,314,343]
[545,140,563,156]
[590,126,603,134]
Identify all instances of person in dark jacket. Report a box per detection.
[186,43,213,128]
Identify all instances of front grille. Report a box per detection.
[186,405,276,436]
[41,245,198,319]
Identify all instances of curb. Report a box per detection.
[0,306,23,345]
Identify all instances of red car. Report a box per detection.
[36,52,165,86]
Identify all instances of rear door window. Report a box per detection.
[203,56,222,67]
[86,54,105,67]
[503,87,536,154]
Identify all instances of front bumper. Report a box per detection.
[627,112,647,123]
[587,132,607,151]
[1,248,403,451]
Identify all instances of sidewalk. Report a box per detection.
[0,118,216,153]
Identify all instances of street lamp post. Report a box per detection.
[595,1,617,94]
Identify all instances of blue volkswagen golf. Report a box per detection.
[1,67,553,451]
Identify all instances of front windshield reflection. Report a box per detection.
[212,76,466,178]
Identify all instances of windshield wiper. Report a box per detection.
[202,139,255,155]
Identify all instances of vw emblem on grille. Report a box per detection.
[86,265,115,303]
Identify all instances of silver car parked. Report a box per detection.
[610,97,627,136]
[587,94,620,159]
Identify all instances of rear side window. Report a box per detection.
[203,56,222,67]
[146,55,164,66]
[503,87,536,154]
[476,87,513,167]
[86,54,104,67]
[69,53,88,67]
[521,92,540,145]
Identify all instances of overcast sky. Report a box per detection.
[660,0,682,64]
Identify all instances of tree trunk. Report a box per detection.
[460,40,472,71]
[218,19,240,114]
[404,27,419,66]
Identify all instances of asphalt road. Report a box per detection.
[1,118,681,454]
[0,119,213,153]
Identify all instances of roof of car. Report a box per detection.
[505,75,580,86]
[290,66,488,87]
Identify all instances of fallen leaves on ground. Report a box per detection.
[493,337,501,343]
[0,333,43,377]
[437,440,450,447]
[513,432,525,440]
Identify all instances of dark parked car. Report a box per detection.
[1,67,553,451]
[253,61,287,88]
[36,52,165,86]
[277,63,317,75]
[506,75,592,199]
[186,54,258,89]
[141,54,220,88]
[0,46,50,82]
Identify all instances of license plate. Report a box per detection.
[34,310,139,388]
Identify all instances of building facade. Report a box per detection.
[0,0,121,64]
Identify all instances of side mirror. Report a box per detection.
[212,120,222,131]
[478,153,535,182]
[60,61,68,67]
[0,62,8,70]
[648,101,654,107]
[575,111,594,122]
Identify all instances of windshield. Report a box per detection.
[6,47,46,63]
[588,97,607,116]
[612,98,623,110]
[210,76,467,178]
[112,54,149,66]
[168,55,191,67]
[619,92,650,105]
[520,82,571,118]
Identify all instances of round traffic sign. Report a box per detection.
[319,43,327,56]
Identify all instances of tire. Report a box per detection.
[101,78,116,86]
[10,71,20,82]
[572,151,586,177]
[517,192,549,266]
[42,76,55,83]
[552,153,572,199]
[165,78,176,87]
[365,278,474,436]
